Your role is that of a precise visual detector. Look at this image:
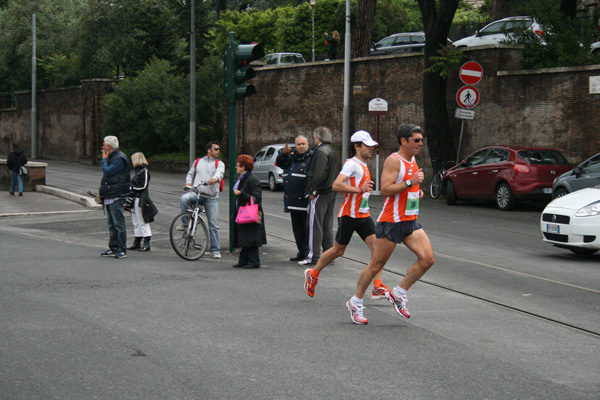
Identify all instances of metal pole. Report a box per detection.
[341,0,351,164]
[189,0,196,168]
[226,32,237,252]
[311,6,315,62]
[456,120,465,165]
[372,115,381,195]
[31,14,37,159]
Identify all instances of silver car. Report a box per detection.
[552,152,600,198]
[453,16,543,49]
[253,144,295,191]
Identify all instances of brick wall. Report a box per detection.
[0,79,115,162]
[232,45,600,174]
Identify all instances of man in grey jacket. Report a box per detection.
[300,127,340,266]
[179,141,225,259]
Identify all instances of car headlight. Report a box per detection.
[575,201,600,217]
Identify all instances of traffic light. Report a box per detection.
[231,43,264,101]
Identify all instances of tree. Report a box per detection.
[352,0,377,58]
[559,0,576,18]
[417,0,459,165]
[492,0,510,20]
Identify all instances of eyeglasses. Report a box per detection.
[213,147,220,151]
[408,138,423,143]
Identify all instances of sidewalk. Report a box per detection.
[0,186,96,218]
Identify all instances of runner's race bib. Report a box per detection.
[405,191,419,216]
[359,191,370,214]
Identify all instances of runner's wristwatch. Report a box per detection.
[405,179,413,187]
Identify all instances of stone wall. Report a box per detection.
[233,45,600,174]
[0,79,115,163]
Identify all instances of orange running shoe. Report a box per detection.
[304,268,318,297]
[371,284,390,300]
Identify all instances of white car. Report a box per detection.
[453,16,543,49]
[591,41,600,55]
[540,186,600,255]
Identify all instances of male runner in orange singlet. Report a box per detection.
[346,124,435,325]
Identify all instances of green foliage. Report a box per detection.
[101,57,224,157]
[423,46,465,79]
[101,58,190,157]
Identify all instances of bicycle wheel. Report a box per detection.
[430,172,443,199]
[170,211,209,261]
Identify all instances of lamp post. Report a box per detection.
[310,0,316,62]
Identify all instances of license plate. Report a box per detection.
[546,224,560,234]
[543,188,552,194]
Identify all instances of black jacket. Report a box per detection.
[276,148,312,213]
[99,149,130,198]
[305,142,339,196]
[7,146,27,173]
[128,166,157,223]
[232,171,267,248]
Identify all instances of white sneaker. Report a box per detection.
[212,252,222,259]
[298,259,314,266]
[176,224,186,231]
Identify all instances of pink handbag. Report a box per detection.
[235,196,260,224]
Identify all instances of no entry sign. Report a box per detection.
[459,61,483,85]
[456,85,480,109]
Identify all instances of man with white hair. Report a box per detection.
[300,126,340,266]
[99,135,131,259]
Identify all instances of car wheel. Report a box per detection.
[553,187,569,199]
[268,174,278,192]
[569,248,598,255]
[446,180,457,205]
[496,183,516,211]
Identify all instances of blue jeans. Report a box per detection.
[106,198,127,254]
[10,170,23,193]
[180,193,220,253]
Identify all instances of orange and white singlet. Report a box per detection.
[377,153,420,223]
[337,157,371,219]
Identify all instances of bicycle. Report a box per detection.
[169,185,210,261]
[430,160,455,199]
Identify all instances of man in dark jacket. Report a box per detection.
[6,143,27,196]
[99,135,130,259]
[301,126,340,266]
[276,135,313,261]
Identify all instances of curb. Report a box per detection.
[36,185,103,210]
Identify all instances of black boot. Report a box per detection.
[128,237,142,250]
[139,236,151,251]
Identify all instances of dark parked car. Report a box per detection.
[253,144,294,191]
[370,32,426,56]
[552,152,600,198]
[442,145,572,210]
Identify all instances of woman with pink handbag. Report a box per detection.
[232,155,267,268]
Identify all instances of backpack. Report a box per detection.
[194,158,224,192]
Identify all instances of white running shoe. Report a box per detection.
[346,299,368,325]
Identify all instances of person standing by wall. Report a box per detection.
[7,143,27,196]
[99,135,131,259]
[125,152,157,252]
[179,141,225,259]
[304,131,390,299]
[324,31,340,60]
[232,155,266,269]
[301,126,340,266]
[345,124,435,325]
[276,135,313,261]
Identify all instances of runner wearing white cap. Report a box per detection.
[303,130,390,301]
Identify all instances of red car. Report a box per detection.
[442,145,572,210]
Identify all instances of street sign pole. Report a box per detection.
[368,98,388,196]
[226,32,236,252]
[455,61,484,163]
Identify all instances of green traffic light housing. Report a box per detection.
[232,43,264,101]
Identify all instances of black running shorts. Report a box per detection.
[335,216,376,245]
[375,220,422,244]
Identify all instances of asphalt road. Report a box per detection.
[0,160,598,399]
